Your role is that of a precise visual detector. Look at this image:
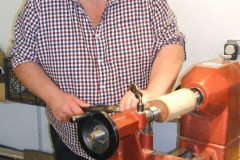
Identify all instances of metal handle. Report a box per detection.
[129,84,144,112]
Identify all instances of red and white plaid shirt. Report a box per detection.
[10,0,185,158]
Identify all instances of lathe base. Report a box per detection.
[180,136,240,160]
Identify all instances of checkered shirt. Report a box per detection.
[10,0,185,159]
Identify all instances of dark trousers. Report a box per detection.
[50,125,88,160]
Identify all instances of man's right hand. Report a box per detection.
[12,62,90,123]
[48,91,90,122]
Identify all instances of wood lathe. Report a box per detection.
[71,58,240,160]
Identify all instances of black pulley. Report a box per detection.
[76,111,119,159]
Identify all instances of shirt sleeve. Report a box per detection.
[151,0,186,60]
[10,0,39,67]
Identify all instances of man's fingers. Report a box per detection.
[120,91,139,111]
[70,104,84,116]
[75,98,90,107]
[142,94,150,104]
[55,112,69,122]
[120,90,151,112]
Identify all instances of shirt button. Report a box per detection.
[100,85,105,89]
[96,34,99,39]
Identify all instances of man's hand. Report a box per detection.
[119,90,151,112]
[48,91,90,122]
[12,62,91,122]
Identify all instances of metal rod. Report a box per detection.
[87,128,106,143]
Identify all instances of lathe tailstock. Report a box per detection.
[71,59,240,160]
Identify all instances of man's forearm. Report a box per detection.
[147,44,184,100]
[12,62,62,105]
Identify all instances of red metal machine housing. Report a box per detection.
[180,59,240,160]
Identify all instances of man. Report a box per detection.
[10,0,185,159]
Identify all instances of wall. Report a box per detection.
[0,0,240,154]
[0,102,53,153]
[0,0,25,55]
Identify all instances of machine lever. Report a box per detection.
[81,105,120,113]
[70,105,119,123]
[70,112,93,123]
[129,84,144,112]
[129,84,143,99]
